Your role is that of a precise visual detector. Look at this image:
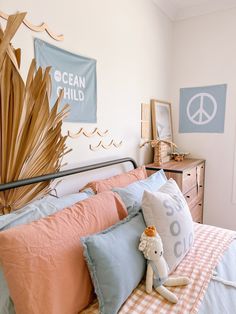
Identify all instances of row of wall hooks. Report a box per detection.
[68,127,109,138]
[89,140,123,151]
[0,10,64,41]
[67,127,123,151]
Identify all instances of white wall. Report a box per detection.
[3,1,235,229]
[1,0,173,168]
[171,9,236,230]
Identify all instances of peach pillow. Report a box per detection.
[84,166,147,193]
[0,191,127,314]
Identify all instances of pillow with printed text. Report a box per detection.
[141,179,194,273]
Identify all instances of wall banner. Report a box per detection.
[179,84,227,133]
[34,38,97,123]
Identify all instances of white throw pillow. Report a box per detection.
[142,179,194,273]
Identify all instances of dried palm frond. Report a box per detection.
[0,13,70,214]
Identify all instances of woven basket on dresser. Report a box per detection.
[151,140,176,166]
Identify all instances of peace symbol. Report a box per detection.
[187,93,217,125]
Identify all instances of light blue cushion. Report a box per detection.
[82,212,146,314]
[112,169,167,213]
[0,190,93,231]
[0,189,93,314]
[0,270,14,314]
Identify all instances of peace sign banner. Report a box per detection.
[179,84,227,133]
[34,38,97,123]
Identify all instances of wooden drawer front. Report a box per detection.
[165,172,183,191]
[190,202,203,223]
[184,186,198,207]
[198,185,204,200]
[182,167,197,193]
[197,162,205,187]
[146,169,156,177]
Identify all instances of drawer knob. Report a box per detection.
[198,203,202,206]
[199,185,203,188]
[187,173,191,176]
[186,195,190,198]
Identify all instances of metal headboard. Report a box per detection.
[0,157,137,192]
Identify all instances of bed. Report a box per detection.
[0,157,235,314]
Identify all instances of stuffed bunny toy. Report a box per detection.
[139,226,190,303]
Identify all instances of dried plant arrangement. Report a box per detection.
[0,13,70,214]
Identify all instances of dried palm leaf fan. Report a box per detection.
[0,13,70,214]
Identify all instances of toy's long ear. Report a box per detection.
[139,240,147,252]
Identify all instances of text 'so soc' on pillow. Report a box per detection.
[113,169,167,214]
[82,212,146,314]
[82,166,147,193]
[141,179,194,273]
[0,191,127,314]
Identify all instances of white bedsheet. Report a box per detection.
[198,239,236,314]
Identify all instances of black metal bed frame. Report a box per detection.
[0,157,137,192]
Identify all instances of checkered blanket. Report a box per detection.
[81,223,235,314]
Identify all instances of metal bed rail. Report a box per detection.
[0,157,137,192]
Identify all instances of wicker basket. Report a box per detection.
[151,140,176,166]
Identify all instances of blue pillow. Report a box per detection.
[0,190,93,231]
[0,270,14,314]
[82,212,146,314]
[0,189,93,314]
[112,169,167,213]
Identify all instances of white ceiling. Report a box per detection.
[153,0,236,20]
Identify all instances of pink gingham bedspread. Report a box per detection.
[81,223,235,314]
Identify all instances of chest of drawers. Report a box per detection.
[145,158,205,223]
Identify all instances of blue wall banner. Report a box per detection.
[179,84,227,133]
[34,38,97,123]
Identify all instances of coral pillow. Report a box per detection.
[0,191,127,314]
[84,166,147,193]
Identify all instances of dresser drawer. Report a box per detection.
[190,202,203,223]
[184,186,198,207]
[198,184,204,200]
[146,169,156,177]
[182,167,197,193]
[197,162,205,188]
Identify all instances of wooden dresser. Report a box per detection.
[145,158,205,223]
